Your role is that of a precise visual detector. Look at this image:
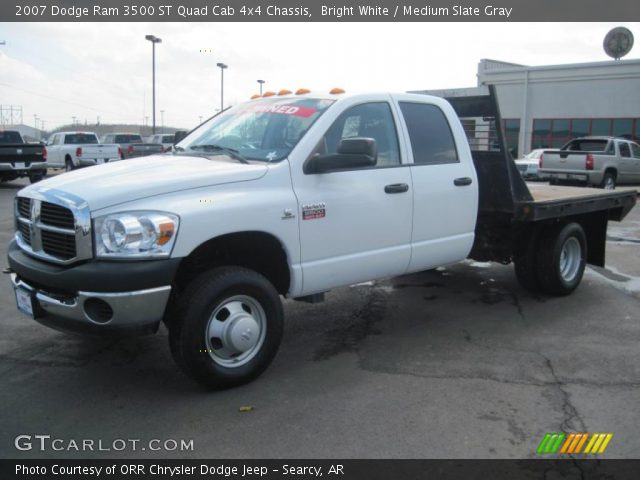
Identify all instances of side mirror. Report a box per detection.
[173,130,188,144]
[305,137,377,174]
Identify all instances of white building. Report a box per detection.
[413,57,640,157]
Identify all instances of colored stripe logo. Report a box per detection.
[537,433,613,454]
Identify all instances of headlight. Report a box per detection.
[94,211,179,259]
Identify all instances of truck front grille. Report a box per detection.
[40,202,75,229]
[14,192,92,265]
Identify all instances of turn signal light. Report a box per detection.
[262,91,276,97]
[329,87,345,94]
[296,88,310,95]
[75,147,82,157]
[586,153,594,170]
[278,89,292,96]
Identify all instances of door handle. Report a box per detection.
[384,183,409,194]
[454,177,473,187]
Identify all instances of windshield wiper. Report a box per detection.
[189,144,249,164]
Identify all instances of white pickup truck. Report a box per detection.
[7,87,637,389]
[45,131,120,171]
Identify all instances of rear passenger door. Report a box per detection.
[393,96,478,272]
[617,141,635,183]
[629,143,640,182]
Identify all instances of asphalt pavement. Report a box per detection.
[0,177,639,459]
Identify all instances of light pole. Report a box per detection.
[216,62,228,111]
[145,34,162,134]
[72,116,76,126]
[257,79,265,95]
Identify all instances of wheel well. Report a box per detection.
[604,167,617,180]
[174,232,291,295]
[65,154,72,162]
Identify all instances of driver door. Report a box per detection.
[291,98,413,295]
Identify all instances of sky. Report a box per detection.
[0,22,638,130]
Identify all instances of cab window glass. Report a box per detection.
[631,143,640,159]
[323,102,400,167]
[619,142,631,158]
[399,102,459,164]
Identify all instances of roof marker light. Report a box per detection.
[262,91,276,97]
[250,94,261,99]
[329,88,345,94]
[296,88,310,95]
[278,89,292,96]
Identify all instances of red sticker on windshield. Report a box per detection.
[244,104,317,118]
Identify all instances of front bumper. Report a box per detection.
[7,241,181,336]
[11,274,171,336]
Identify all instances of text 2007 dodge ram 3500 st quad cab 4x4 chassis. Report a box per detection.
[7,87,637,389]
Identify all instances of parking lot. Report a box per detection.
[0,176,639,459]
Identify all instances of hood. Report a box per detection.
[20,154,268,211]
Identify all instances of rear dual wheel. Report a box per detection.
[514,222,587,296]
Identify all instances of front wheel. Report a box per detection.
[169,266,284,389]
[536,222,587,296]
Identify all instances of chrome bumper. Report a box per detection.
[11,274,171,336]
[0,162,47,171]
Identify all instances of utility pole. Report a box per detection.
[216,62,228,111]
[145,35,162,134]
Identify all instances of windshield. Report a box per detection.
[0,131,23,143]
[115,134,142,143]
[64,134,98,144]
[177,97,334,162]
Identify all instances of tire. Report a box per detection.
[514,227,541,292]
[29,171,46,184]
[64,157,74,172]
[169,266,284,389]
[536,222,587,296]
[600,171,616,190]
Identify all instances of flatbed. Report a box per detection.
[439,86,637,270]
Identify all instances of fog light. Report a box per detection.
[84,298,114,324]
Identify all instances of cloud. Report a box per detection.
[1,22,638,129]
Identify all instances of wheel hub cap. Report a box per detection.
[559,237,581,282]
[205,295,266,367]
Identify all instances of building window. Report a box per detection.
[531,118,640,149]
[503,119,520,157]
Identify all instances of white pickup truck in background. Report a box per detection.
[8,87,637,389]
[539,136,640,189]
[45,131,121,171]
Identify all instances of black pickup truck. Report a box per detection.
[0,130,47,183]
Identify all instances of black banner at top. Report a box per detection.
[3,0,639,22]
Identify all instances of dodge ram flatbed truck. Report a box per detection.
[6,86,636,389]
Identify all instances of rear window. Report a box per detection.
[64,134,98,144]
[562,139,609,152]
[0,131,23,143]
[399,102,459,165]
[115,134,142,143]
[162,135,174,143]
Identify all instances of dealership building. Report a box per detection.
[414,57,640,157]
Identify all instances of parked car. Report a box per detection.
[0,130,47,183]
[8,88,636,389]
[515,149,545,180]
[147,133,175,152]
[45,131,121,171]
[101,133,164,159]
[539,136,640,189]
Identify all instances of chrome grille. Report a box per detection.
[41,202,75,229]
[17,197,31,218]
[14,190,92,265]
